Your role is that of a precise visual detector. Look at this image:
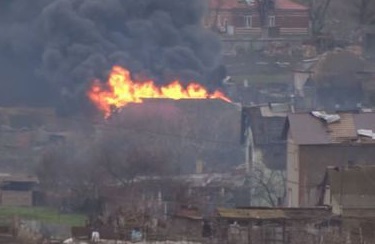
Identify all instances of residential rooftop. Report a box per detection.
[284,111,375,145]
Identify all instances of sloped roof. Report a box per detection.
[175,208,203,220]
[208,0,249,9]
[216,207,330,220]
[0,174,38,183]
[260,103,291,117]
[286,111,375,145]
[243,104,289,146]
[286,113,330,145]
[275,0,308,10]
[217,207,286,219]
[208,0,308,11]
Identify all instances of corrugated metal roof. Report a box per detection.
[0,175,38,183]
[175,209,203,220]
[260,103,290,117]
[216,208,286,219]
[286,112,375,145]
[216,207,331,220]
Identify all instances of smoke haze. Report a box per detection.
[0,0,223,114]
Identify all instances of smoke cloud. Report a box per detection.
[0,0,224,115]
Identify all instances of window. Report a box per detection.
[244,15,252,28]
[217,15,227,32]
[268,16,276,27]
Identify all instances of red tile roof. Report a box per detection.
[208,0,308,11]
[208,0,249,10]
[275,0,308,10]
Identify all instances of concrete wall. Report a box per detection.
[297,144,375,206]
[286,133,299,207]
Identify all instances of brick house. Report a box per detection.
[206,0,309,37]
[284,111,375,207]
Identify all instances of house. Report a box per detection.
[293,58,317,98]
[0,174,38,206]
[206,0,309,37]
[292,48,366,111]
[105,99,243,174]
[242,103,291,170]
[284,111,375,207]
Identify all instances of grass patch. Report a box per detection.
[0,207,86,226]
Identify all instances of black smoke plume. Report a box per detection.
[0,0,224,115]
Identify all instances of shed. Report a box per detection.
[284,111,375,207]
[0,174,38,206]
[320,166,375,217]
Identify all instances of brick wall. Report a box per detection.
[1,191,33,207]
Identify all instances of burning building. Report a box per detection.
[96,98,243,174]
[87,64,242,174]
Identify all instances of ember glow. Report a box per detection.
[88,66,231,117]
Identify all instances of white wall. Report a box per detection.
[286,132,299,207]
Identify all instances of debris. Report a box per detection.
[357,129,375,139]
[62,238,74,244]
[311,111,341,124]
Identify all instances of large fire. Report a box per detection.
[88,66,231,117]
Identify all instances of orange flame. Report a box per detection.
[88,66,231,117]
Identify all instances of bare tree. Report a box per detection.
[352,0,375,26]
[37,140,105,212]
[94,131,174,185]
[309,0,332,36]
[251,166,286,207]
